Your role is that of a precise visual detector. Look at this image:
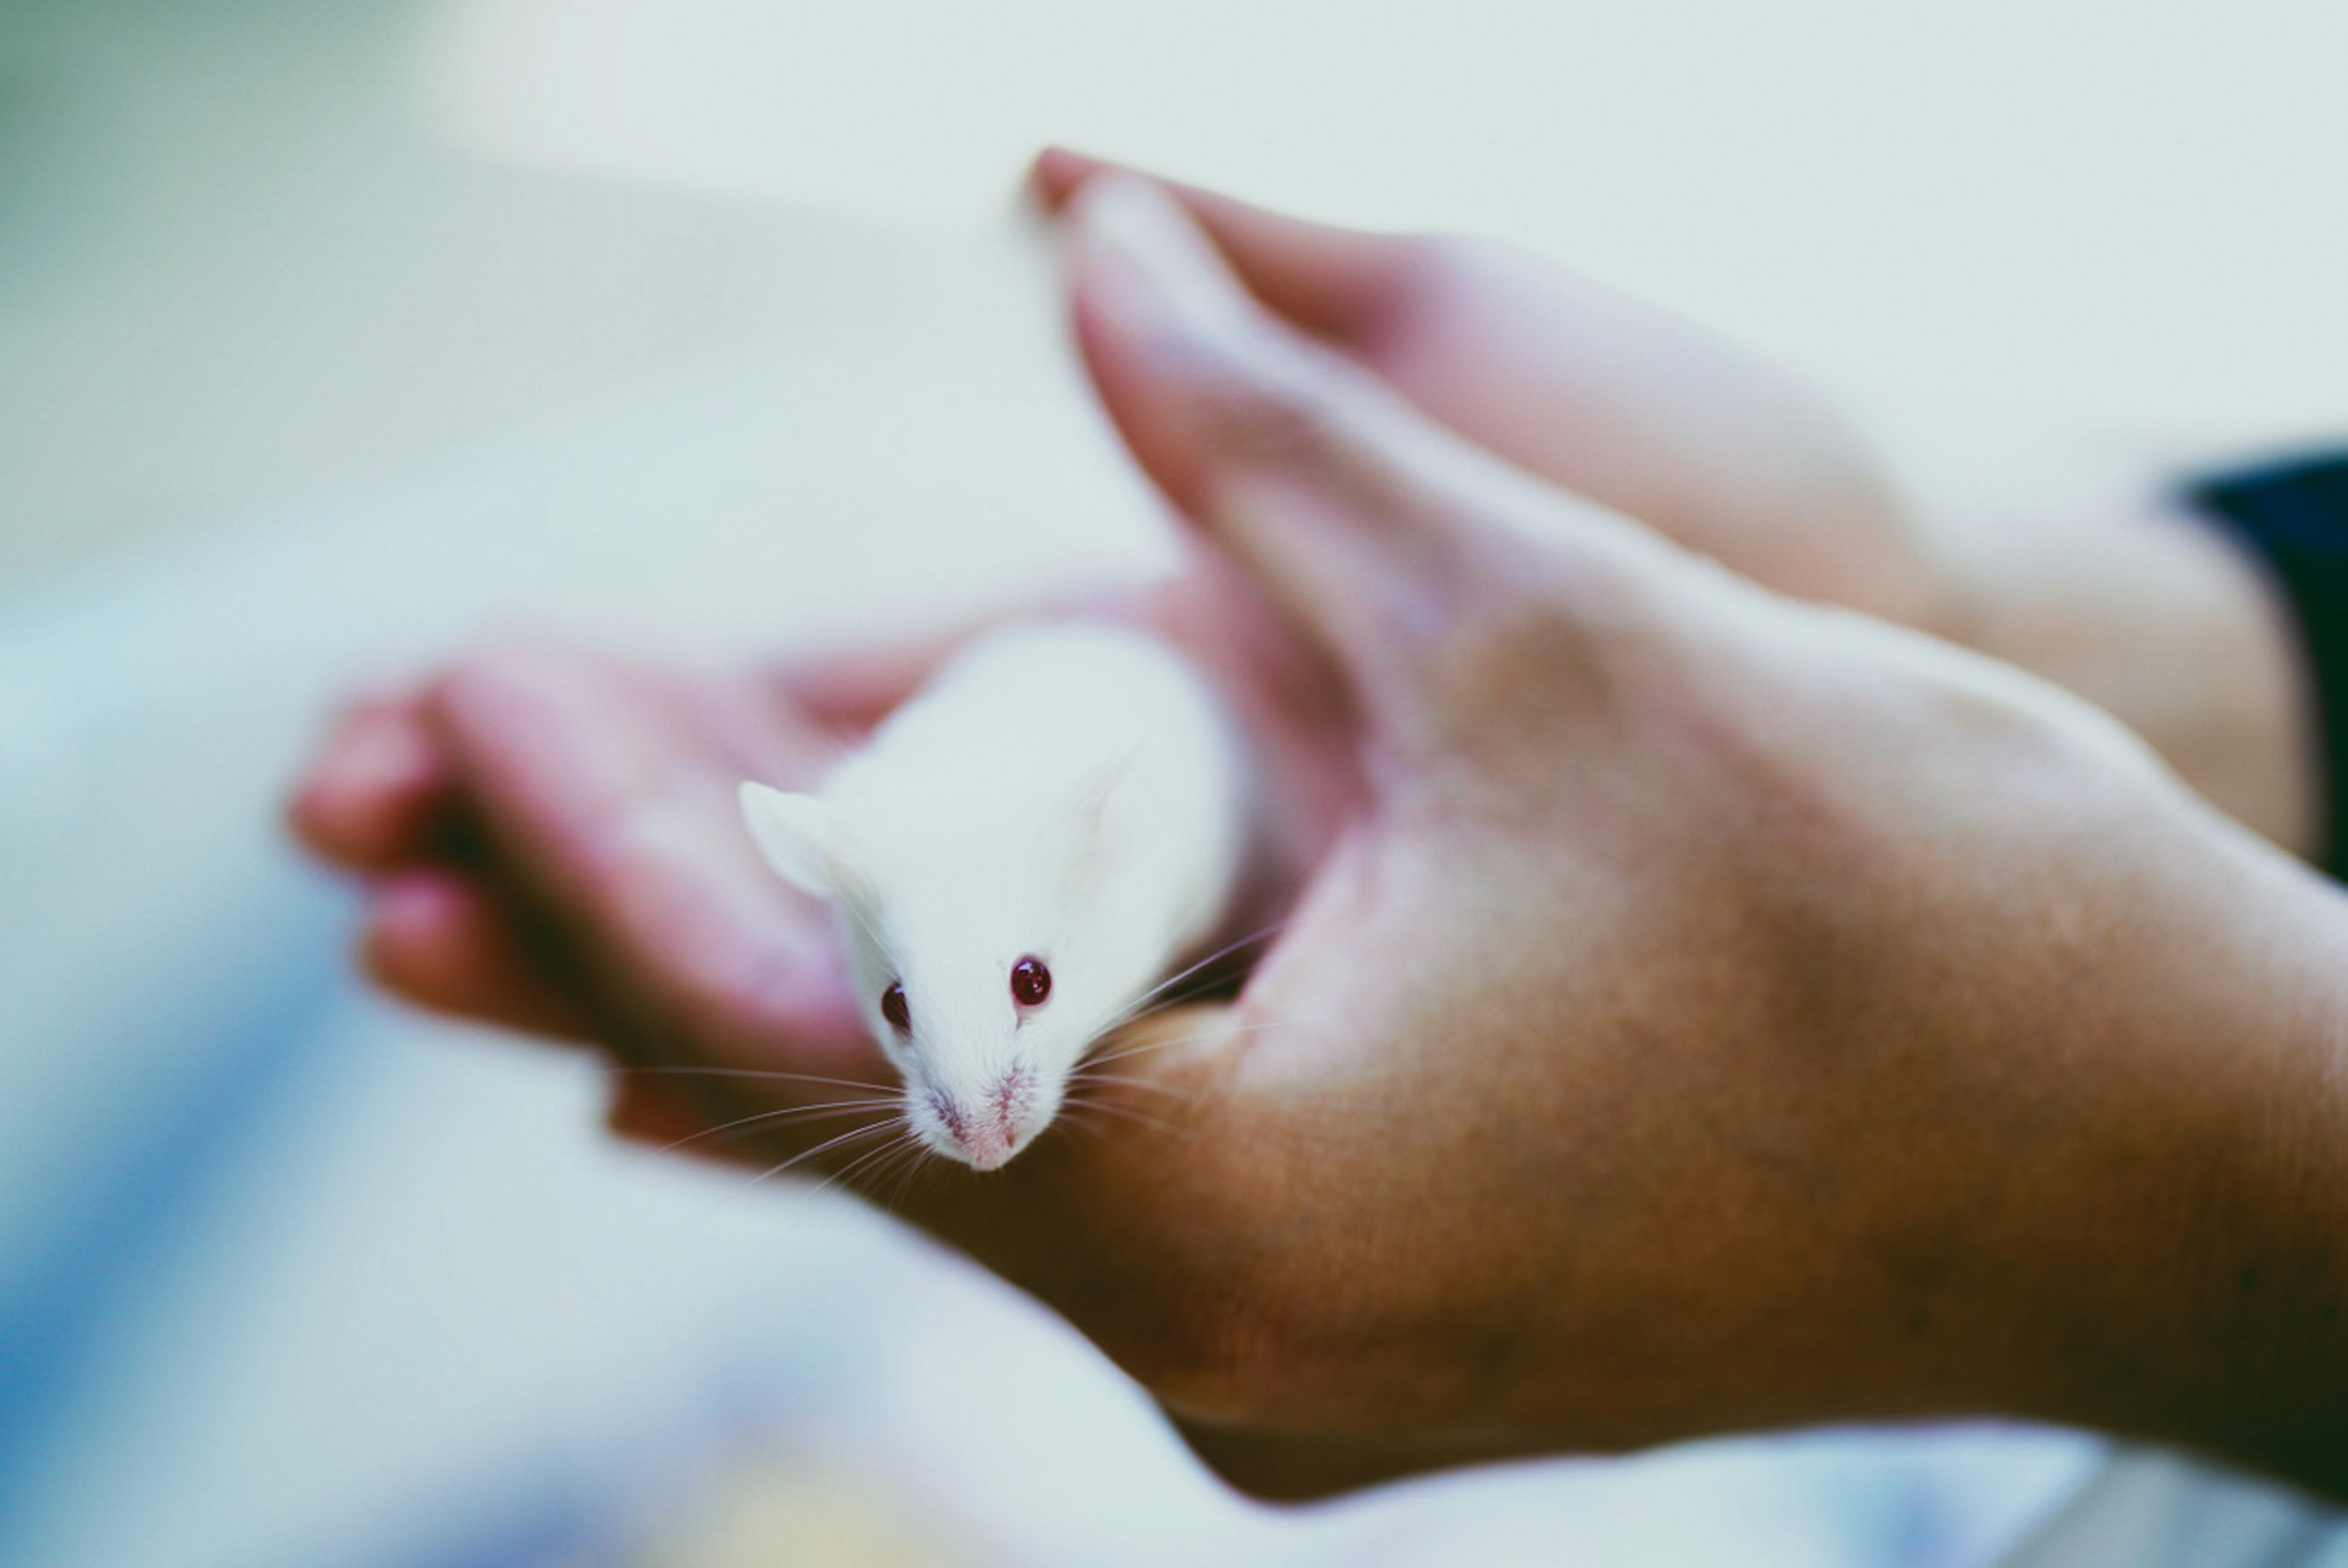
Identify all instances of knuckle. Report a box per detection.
[1406,572,1618,745]
[1194,346,1362,480]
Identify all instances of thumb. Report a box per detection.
[1061,174,1662,727]
[1032,147,1418,347]
[1035,152,1910,623]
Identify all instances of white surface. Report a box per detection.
[424,0,2348,455]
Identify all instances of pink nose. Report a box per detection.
[930,1072,1030,1170]
[961,1125,1016,1171]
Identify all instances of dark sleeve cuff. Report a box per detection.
[2184,449,2348,878]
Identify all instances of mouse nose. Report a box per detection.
[929,1067,1033,1171]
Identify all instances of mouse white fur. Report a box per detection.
[739,620,1248,1171]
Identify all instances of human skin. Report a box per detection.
[1024,149,2318,861]
[289,172,2348,1499]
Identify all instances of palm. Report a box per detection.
[425,562,1367,1185]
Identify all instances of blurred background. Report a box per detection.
[4,2,2345,1564]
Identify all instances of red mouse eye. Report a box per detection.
[1010,956,1051,1007]
[880,982,910,1033]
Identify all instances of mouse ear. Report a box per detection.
[738,782,840,899]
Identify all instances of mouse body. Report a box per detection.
[740,620,1249,1170]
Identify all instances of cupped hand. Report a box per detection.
[290,175,2348,1500]
[1030,148,1933,630]
[1028,151,2317,855]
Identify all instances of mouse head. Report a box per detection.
[739,780,1127,1171]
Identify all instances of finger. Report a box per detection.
[605,1074,715,1146]
[1062,173,1657,718]
[1034,150,1902,605]
[429,639,876,1077]
[669,663,844,789]
[287,690,463,871]
[604,1075,786,1172]
[1032,147,1419,345]
[773,627,986,735]
[361,867,598,1040]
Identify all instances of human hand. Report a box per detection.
[1030,149,1932,629]
[290,175,2348,1501]
[286,567,1367,1068]
[1030,150,2317,856]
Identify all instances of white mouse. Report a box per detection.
[739,620,1250,1171]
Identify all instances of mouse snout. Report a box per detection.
[926,1064,1037,1171]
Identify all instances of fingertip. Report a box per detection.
[1027,145,1108,212]
[1066,171,1251,316]
[1062,171,1423,556]
[361,869,595,1040]
[1062,175,1645,736]
[360,868,481,996]
[1062,171,1279,518]
[288,699,459,869]
[1046,153,1417,343]
[284,773,345,861]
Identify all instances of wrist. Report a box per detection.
[2152,850,2348,1496]
[1994,821,2348,1496]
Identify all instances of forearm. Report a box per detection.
[2007,819,2348,1496]
[1926,490,2317,857]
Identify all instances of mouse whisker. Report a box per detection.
[866,1138,939,1212]
[1084,1014,1287,1069]
[1058,1098,1182,1138]
[880,1155,931,1213]
[740,1118,907,1191]
[814,1128,918,1199]
[1117,924,1287,1023]
[1050,1114,1111,1149]
[1061,1078,1201,1113]
[1060,1069,1191,1096]
[619,1066,897,1094]
[810,1120,930,1202]
[878,1131,939,1211]
[1090,920,1287,1038]
[1052,1100,1120,1135]
[653,1097,904,1155]
[1056,1106,1178,1152]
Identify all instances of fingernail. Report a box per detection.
[1021,144,1083,214]
[1069,173,1256,356]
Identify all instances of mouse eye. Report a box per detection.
[880,982,910,1034]
[1010,956,1051,1007]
